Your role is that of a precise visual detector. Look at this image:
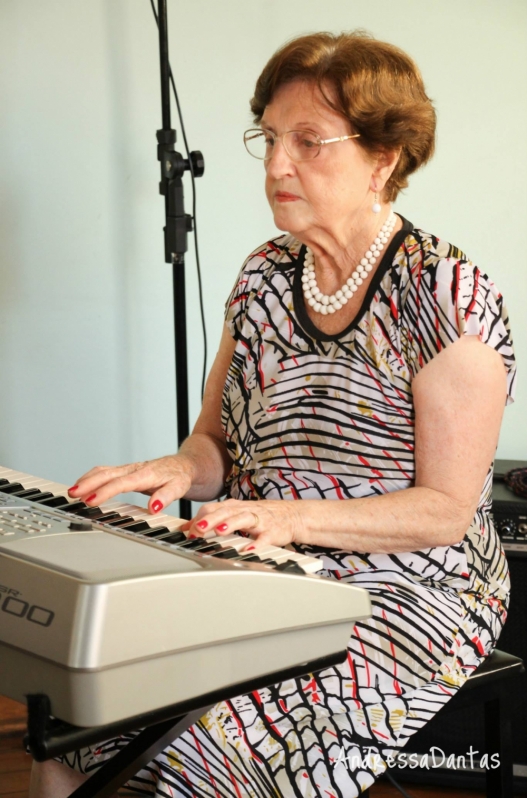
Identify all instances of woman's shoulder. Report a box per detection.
[398,224,470,268]
[241,232,303,274]
[394,223,503,297]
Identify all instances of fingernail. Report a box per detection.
[86,493,97,503]
[197,520,208,530]
[152,500,163,513]
[245,545,255,551]
[216,523,228,532]
[69,484,79,493]
[188,533,197,539]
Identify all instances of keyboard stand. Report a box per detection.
[25,650,346,798]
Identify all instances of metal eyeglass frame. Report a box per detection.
[243,128,361,161]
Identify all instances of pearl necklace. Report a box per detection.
[302,211,396,315]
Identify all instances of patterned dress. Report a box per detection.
[60,217,516,797]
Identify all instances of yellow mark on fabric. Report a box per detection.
[166,751,185,771]
[389,708,406,731]
[358,400,373,417]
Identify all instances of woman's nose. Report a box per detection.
[265,140,295,177]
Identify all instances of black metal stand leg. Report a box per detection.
[68,706,209,798]
[484,696,513,798]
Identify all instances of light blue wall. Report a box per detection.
[0,0,526,512]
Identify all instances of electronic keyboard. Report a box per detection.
[0,466,371,728]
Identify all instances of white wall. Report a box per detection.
[0,0,526,512]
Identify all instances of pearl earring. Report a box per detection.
[372,192,381,214]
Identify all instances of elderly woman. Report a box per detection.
[32,30,515,798]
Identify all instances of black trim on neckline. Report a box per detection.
[293,214,413,342]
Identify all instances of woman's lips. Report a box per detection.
[275,191,300,202]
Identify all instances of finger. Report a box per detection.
[190,508,260,538]
[241,532,272,551]
[69,464,142,498]
[79,465,163,507]
[147,478,190,515]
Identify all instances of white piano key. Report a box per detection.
[199,534,321,573]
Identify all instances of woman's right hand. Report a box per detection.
[67,455,193,516]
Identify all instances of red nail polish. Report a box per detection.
[86,493,97,503]
[152,500,163,513]
[245,545,255,551]
[69,484,79,492]
[216,523,228,532]
[188,533,197,539]
[197,520,208,530]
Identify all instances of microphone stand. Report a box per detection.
[155,0,204,519]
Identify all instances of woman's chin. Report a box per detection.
[272,208,307,236]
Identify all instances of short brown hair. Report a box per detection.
[250,31,436,202]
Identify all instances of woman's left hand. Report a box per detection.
[183,498,304,550]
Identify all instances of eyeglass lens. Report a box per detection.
[244,130,321,161]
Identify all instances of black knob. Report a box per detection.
[189,150,205,178]
[69,520,93,531]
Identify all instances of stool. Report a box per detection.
[363,648,524,798]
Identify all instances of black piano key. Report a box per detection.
[63,501,89,513]
[212,547,239,559]
[107,515,136,527]
[0,482,25,494]
[177,538,205,550]
[275,560,305,574]
[14,489,43,499]
[119,520,151,533]
[76,506,105,519]
[94,512,121,524]
[237,554,261,562]
[30,492,55,503]
[141,527,173,539]
[37,496,72,508]
[157,530,186,543]
[0,479,9,486]
[196,542,223,554]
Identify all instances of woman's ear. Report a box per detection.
[370,148,401,193]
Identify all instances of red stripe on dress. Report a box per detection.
[227,700,263,764]
[355,626,371,688]
[258,344,265,389]
[327,473,345,500]
[382,450,411,480]
[465,269,480,319]
[223,754,244,798]
[278,469,300,499]
[229,293,249,307]
[190,727,222,798]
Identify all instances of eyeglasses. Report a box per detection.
[243,128,360,162]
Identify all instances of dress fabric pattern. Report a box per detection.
[58,219,516,797]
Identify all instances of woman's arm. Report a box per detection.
[188,336,508,552]
[70,324,236,513]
